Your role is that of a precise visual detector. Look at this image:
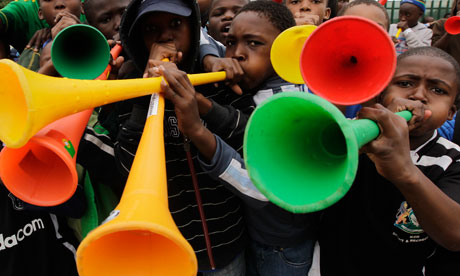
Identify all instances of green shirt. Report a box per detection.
[0,0,85,52]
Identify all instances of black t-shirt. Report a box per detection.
[0,184,79,276]
[319,133,460,276]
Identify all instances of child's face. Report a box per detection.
[398,3,423,28]
[39,0,82,26]
[141,12,192,64]
[207,0,248,44]
[225,11,278,90]
[85,0,131,39]
[285,0,331,26]
[342,4,388,30]
[382,55,458,137]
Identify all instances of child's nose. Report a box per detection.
[232,45,246,61]
[222,10,235,21]
[158,29,174,43]
[409,87,428,104]
[114,15,122,32]
[299,1,311,11]
[54,0,66,9]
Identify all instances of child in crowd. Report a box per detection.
[0,0,86,59]
[11,0,82,72]
[283,0,334,26]
[118,0,248,274]
[35,0,83,76]
[389,0,432,55]
[338,0,389,31]
[83,0,131,40]
[0,0,51,55]
[0,3,86,274]
[147,1,319,275]
[206,0,248,44]
[319,46,460,275]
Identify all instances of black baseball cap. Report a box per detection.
[128,0,192,36]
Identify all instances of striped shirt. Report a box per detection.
[320,130,460,275]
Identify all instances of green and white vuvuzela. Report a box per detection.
[243,92,411,213]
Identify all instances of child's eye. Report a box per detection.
[431,87,447,95]
[171,19,182,27]
[211,10,224,17]
[290,0,300,4]
[312,0,322,3]
[100,17,111,24]
[145,25,157,32]
[248,41,262,47]
[226,40,235,47]
[396,81,412,88]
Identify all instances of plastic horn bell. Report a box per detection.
[0,59,226,149]
[299,16,396,105]
[445,16,460,35]
[270,25,317,84]
[76,61,197,276]
[51,24,111,80]
[0,45,123,206]
[243,91,411,213]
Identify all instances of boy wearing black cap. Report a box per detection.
[389,0,432,54]
[117,0,247,275]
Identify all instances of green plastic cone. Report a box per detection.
[243,92,410,213]
[51,24,110,80]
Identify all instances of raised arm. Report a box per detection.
[359,104,460,251]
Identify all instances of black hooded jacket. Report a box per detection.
[116,0,247,271]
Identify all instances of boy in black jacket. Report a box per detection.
[118,0,247,274]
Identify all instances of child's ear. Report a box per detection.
[447,104,457,121]
[324,7,331,20]
[38,8,44,20]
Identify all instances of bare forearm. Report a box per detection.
[395,167,460,251]
[38,60,58,76]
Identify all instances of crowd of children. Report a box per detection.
[1,0,460,275]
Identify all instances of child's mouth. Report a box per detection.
[221,24,231,34]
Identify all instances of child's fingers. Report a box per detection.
[158,66,190,97]
[229,84,243,95]
[358,104,407,139]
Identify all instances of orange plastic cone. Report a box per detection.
[0,110,91,206]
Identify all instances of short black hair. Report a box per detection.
[236,1,295,33]
[398,47,460,109]
[338,0,389,30]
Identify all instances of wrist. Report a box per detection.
[196,94,213,115]
[186,123,212,146]
[202,55,217,72]
[389,164,421,190]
